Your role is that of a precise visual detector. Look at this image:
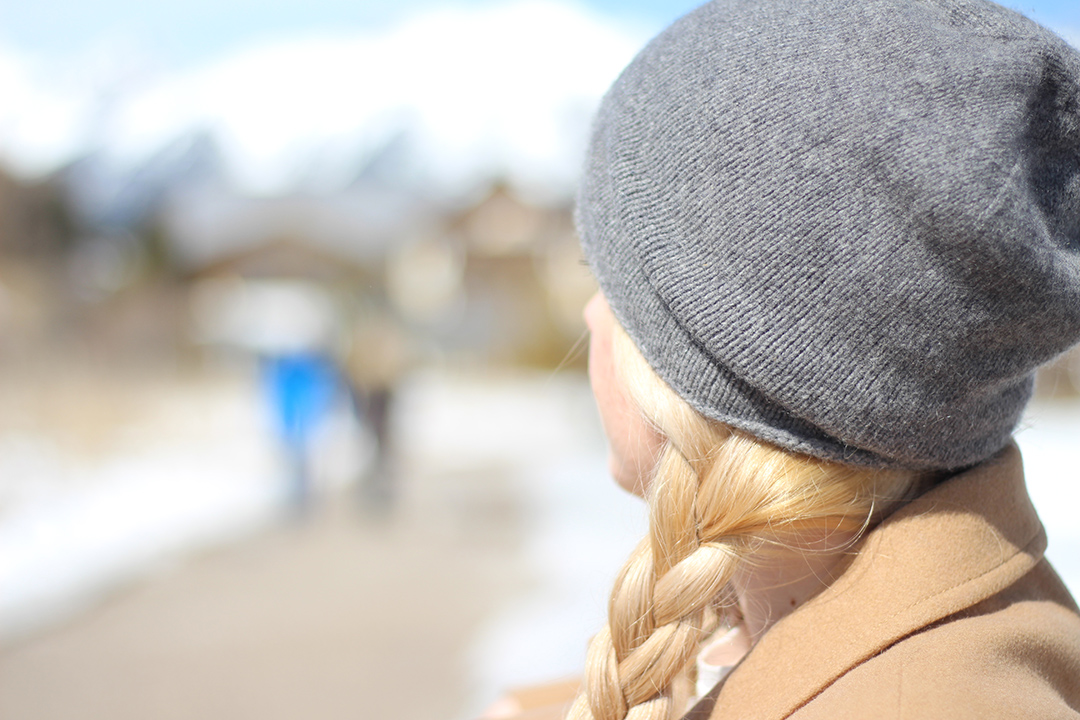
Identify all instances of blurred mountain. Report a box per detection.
[62,131,227,232]
[0,1,646,240]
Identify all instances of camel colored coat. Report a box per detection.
[497,443,1080,719]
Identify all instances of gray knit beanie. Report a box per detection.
[578,0,1080,470]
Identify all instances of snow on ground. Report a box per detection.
[1015,401,1080,596]
[0,375,288,640]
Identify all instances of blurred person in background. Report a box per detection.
[485,0,1080,718]
[193,274,408,515]
[232,279,352,514]
[262,348,345,511]
[344,300,412,513]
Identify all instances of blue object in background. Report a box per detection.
[261,352,343,510]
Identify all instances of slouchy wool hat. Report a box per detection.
[578,0,1080,470]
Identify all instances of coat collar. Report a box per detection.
[708,442,1047,719]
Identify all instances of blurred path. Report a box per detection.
[0,479,531,720]
[1015,400,1080,594]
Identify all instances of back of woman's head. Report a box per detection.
[570,0,1080,717]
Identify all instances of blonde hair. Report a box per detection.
[568,320,928,720]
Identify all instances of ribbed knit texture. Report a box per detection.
[578,0,1080,469]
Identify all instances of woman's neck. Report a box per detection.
[731,529,861,644]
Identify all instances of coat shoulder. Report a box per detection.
[792,563,1080,720]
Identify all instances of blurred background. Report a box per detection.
[0,1,1077,719]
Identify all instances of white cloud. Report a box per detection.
[0,1,647,197]
[0,48,93,178]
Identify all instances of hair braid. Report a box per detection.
[568,321,922,720]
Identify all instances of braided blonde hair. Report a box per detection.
[568,319,927,720]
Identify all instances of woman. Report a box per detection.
[488,0,1080,717]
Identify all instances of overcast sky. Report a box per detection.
[0,0,1074,70]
